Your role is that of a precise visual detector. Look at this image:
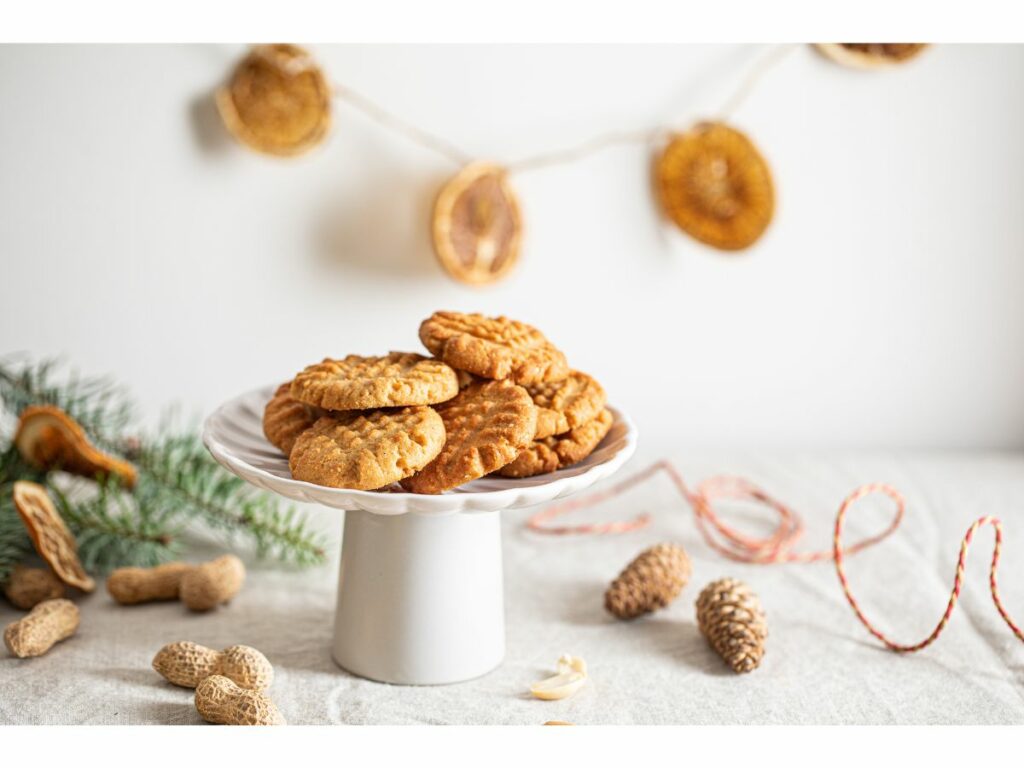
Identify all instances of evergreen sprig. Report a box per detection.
[0,357,327,577]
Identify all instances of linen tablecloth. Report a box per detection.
[2,451,1022,725]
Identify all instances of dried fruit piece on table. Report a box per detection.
[153,641,274,691]
[12,481,95,592]
[179,554,246,612]
[432,162,522,286]
[107,562,193,605]
[695,577,767,673]
[655,121,774,251]
[195,675,286,726]
[14,404,137,487]
[530,654,588,701]
[605,542,692,620]
[3,564,66,610]
[815,43,928,69]
[217,44,331,157]
[4,598,79,658]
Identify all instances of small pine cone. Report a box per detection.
[604,543,692,620]
[695,578,767,673]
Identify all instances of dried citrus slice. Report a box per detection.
[432,162,522,286]
[217,44,332,157]
[655,121,774,251]
[14,405,137,488]
[12,481,95,592]
[815,44,928,70]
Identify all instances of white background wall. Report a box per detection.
[1,44,1022,451]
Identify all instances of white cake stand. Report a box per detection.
[202,385,638,685]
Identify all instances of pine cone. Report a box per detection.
[604,543,692,620]
[695,578,767,673]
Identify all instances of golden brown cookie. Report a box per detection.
[499,408,614,479]
[526,370,606,440]
[401,380,537,494]
[419,311,568,385]
[262,383,324,455]
[290,352,459,411]
[216,44,332,157]
[289,408,445,490]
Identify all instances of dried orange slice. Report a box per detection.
[12,481,95,592]
[655,122,774,252]
[217,44,332,157]
[432,162,522,286]
[815,44,928,70]
[14,405,137,488]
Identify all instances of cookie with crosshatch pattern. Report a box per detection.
[401,380,537,494]
[419,311,568,386]
[526,370,606,440]
[499,408,613,478]
[262,382,325,455]
[289,407,445,490]
[290,352,458,411]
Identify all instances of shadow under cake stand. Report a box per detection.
[203,385,638,685]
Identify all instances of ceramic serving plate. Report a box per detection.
[202,384,638,515]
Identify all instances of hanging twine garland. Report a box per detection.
[526,459,1023,652]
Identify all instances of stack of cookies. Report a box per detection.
[262,311,612,494]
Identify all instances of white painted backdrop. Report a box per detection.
[1,44,1022,452]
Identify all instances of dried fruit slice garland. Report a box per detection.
[12,481,96,592]
[14,404,137,487]
[432,162,523,286]
[217,44,332,157]
[655,121,774,252]
[815,43,928,70]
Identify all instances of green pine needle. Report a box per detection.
[0,357,328,577]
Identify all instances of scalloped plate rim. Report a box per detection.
[202,384,638,516]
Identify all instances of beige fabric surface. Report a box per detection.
[2,451,1023,725]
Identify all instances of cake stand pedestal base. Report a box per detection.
[331,508,505,685]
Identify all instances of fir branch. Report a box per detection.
[0,445,37,581]
[0,488,31,583]
[53,480,180,573]
[134,431,327,566]
[0,356,135,447]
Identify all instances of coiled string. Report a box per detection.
[526,460,1023,652]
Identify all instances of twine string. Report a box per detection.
[273,43,795,170]
[332,83,475,166]
[834,485,1024,651]
[526,459,1023,652]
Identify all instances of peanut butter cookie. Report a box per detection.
[526,370,606,439]
[289,407,445,490]
[499,408,613,478]
[401,380,537,494]
[419,311,568,385]
[290,352,459,411]
[262,383,324,455]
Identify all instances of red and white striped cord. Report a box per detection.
[526,460,1023,651]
